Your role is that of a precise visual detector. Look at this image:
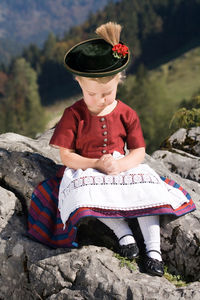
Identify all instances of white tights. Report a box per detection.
[98,216,162,261]
[138,215,161,261]
[98,218,135,245]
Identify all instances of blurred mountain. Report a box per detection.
[0,0,119,64]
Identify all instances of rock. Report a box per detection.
[161,127,200,157]
[0,130,61,163]
[152,127,200,183]
[0,130,61,207]
[0,128,200,299]
[28,246,198,300]
[0,148,61,207]
[0,186,33,299]
[150,128,200,282]
[152,149,200,182]
[144,154,200,201]
[0,186,20,227]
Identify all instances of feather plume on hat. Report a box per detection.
[95,22,122,46]
[64,21,130,77]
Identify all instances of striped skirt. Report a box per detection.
[27,169,196,249]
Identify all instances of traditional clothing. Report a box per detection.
[49,99,145,158]
[27,99,196,248]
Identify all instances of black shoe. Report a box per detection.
[119,243,139,259]
[144,251,164,277]
[118,234,139,259]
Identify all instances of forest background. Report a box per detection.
[0,0,200,153]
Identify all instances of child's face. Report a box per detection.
[76,76,119,115]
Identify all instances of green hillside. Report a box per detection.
[123,46,200,107]
[150,47,200,105]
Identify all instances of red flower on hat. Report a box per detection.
[112,43,129,59]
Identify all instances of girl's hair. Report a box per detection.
[76,72,126,84]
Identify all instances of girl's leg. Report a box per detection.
[137,215,164,277]
[137,215,162,261]
[98,217,135,245]
[98,217,139,259]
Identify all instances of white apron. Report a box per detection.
[58,152,188,226]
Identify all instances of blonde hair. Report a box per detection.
[76,72,125,84]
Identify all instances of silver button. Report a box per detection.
[103,143,107,147]
[102,150,106,153]
[103,131,107,136]
[104,138,108,142]
[102,124,106,129]
[100,117,105,122]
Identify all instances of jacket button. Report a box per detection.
[102,150,106,153]
[102,124,106,129]
[104,138,108,142]
[100,117,105,122]
[103,143,107,147]
[103,131,107,135]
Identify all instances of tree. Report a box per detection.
[0,71,8,96]
[0,58,46,137]
[22,43,41,72]
[43,32,57,60]
[170,95,200,129]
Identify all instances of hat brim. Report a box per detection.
[64,38,130,78]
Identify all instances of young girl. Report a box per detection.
[28,22,196,277]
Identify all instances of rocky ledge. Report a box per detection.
[0,128,200,300]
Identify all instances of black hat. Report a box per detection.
[64,37,130,78]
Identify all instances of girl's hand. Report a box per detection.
[96,154,121,175]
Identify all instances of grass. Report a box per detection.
[44,94,81,129]
[124,46,200,108]
[114,253,137,272]
[114,254,188,287]
[163,266,187,287]
[150,46,200,105]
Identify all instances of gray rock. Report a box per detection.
[1,225,200,300]
[169,128,187,144]
[0,130,61,163]
[0,186,32,299]
[161,127,200,157]
[0,129,200,299]
[152,126,200,184]
[27,246,198,300]
[0,186,20,228]
[0,148,60,207]
[0,129,61,207]
[152,149,200,182]
[145,154,200,202]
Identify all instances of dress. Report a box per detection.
[49,99,145,158]
[28,99,196,248]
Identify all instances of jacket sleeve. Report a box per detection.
[126,110,146,150]
[49,107,78,149]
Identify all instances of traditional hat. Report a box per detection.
[64,22,130,78]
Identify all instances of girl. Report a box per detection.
[28,22,196,277]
